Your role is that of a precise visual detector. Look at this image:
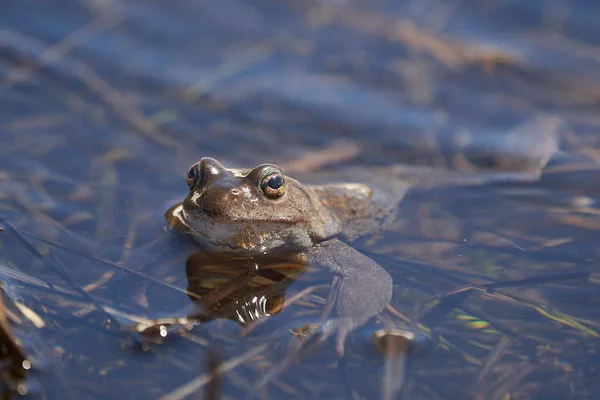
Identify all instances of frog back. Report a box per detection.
[309,182,403,242]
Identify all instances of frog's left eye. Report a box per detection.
[259,169,286,198]
[186,163,202,190]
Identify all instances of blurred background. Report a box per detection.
[1,0,600,399]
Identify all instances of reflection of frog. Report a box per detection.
[184,252,306,327]
[165,158,400,353]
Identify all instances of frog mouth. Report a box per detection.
[188,226,290,254]
[199,223,277,250]
[170,209,277,250]
[167,203,309,253]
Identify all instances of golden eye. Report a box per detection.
[259,170,286,198]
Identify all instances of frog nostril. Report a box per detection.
[231,188,240,195]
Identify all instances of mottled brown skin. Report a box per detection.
[165,157,395,353]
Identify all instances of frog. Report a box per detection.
[164,118,565,353]
[165,157,404,354]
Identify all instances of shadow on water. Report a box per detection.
[1,0,600,398]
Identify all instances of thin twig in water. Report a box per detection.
[184,40,273,101]
[72,62,183,150]
[205,351,222,400]
[158,344,267,400]
[20,231,200,300]
[0,14,123,88]
[474,336,512,386]
[0,28,182,150]
[0,217,123,330]
[280,140,360,173]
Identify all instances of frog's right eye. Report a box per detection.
[259,168,286,198]
[186,163,202,189]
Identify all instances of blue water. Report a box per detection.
[1,1,599,399]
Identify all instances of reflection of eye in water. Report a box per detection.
[185,252,306,326]
[233,294,282,325]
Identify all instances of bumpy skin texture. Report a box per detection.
[165,157,395,351]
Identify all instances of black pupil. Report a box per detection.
[267,174,283,190]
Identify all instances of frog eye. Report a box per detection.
[259,169,286,198]
[186,163,202,190]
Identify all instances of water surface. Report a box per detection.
[1,1,600,399]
